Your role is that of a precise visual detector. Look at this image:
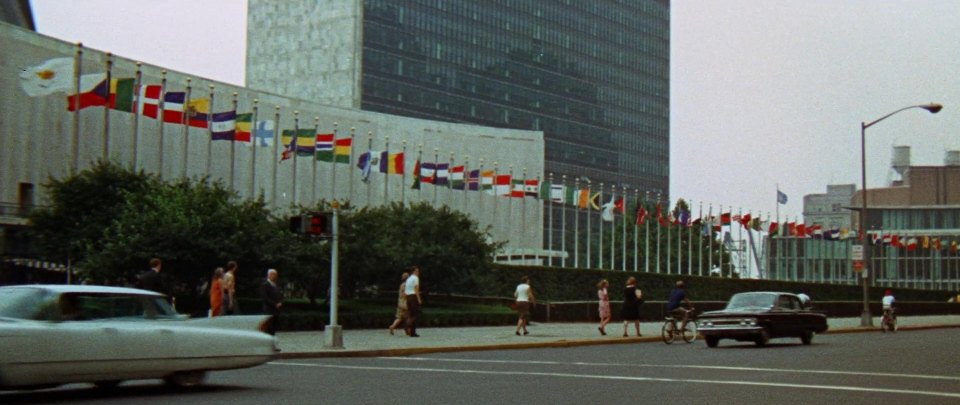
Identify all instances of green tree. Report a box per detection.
[337,202,502,298]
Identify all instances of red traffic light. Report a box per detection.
[308,213,328,235]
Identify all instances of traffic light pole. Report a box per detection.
[324,208,343,348]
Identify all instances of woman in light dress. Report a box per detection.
[597,279,611,335]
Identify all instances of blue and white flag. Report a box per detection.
[777,190,788,204]
[211,111,237,141]
[357,150,380,182]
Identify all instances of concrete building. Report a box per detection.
[803,184,855,231]
[0,21,544,263]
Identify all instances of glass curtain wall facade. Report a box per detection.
[361,0,670,261]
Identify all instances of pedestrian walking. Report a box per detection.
[404,266,422,337]
[209,267,224,317]
[514,275,535,336]
[388,272,410,335]
[597,279,611,335]
[621,276,643,337]
[259,269,283,335]
[223,261,238,315]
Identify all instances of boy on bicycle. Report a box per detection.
[882,289,896,321]
[667,280,694,329]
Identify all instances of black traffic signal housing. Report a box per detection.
[290,212,332,237]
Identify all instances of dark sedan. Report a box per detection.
[697,292,828,348]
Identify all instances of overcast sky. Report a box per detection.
[31,0,960,223]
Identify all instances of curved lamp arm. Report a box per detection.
[863,103,942,129]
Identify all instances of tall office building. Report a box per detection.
[248,0,670,196]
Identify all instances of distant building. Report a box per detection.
[0,0,33,30]
[768,148,960,291]
[803,184,855,231]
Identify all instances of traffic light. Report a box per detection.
[289,215,304,233]
[308,213,328,236]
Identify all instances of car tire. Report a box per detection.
[163,371,207,387]
[705,336,719,348]
[800,331,813,345]
[755,328,770,347]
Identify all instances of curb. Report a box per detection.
[274,323,960,359]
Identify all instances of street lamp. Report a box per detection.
[859,103,942,327]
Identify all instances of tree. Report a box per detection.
[336,202,502,298]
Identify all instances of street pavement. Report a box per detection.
[275,314,960,359]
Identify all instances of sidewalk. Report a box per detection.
[275,315,960,359]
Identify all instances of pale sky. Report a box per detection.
[31,0,960,223]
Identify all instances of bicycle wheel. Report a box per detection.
[681,321,697,343]
[661,320,676,344]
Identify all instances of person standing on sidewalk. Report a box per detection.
[621,276,643,337]
[259,269,283,335]
[597,279,611,335]
[388,272,410,335]
[223,261,239,315]
[209,267,224,317]
[404,266,422,337]
[514,275,535,336]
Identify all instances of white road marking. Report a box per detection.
[379,356,960,382]
[271,361,960,399]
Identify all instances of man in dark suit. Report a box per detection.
[137,258,163,293]
[260,269,283,335]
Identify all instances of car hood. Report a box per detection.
[701,307,773,316]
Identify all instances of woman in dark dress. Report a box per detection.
[621,276,643,337]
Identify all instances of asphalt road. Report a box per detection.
[5,329,959,405]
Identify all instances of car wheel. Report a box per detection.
[163,371,207,387]
[755,328,770,347]
[94,380,122,389]
[800,330,814,345]
[705,336,719,348]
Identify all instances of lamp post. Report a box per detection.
[859,103,942,327]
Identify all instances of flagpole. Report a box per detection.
[227,93,237,190]
[560,175,567,268]
[366,132,374,205]
[330,123,339,203]
[102,52,111,161]
[416,145,423,202]
[656,195,661,273]
[698,202,703,276]
[477,158,484,213]
[70,43,82,174]
[249,99,259,195]
[591,181,598,270]
[645,191,650,273]
[449,152,456,208]
[158,70,167,179]
[520,167,527,249]
[667,199,671,275]
[433,148,440,205]
[708,204,714,275]
[621,185,627,271]
[492,161,499,241]
[206,85,216,177]
[312,117,320,203]
[462,155,469,213]
[574,177,580,269]
[633,188,639,272]
[401,140,407,206]
[383,136,390,205]
[547,173,554,267]
[180,79,192,177]
[271,106,280,206]
[293,112,302,204]
[508,165,515,250]
[132,62,142,170]
[688,202,693,275]
[348,128,356,204]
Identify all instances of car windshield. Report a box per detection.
[726,293,776,310]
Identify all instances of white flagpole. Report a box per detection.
[229,93,238,191]
[158,70,167,179]
[708,204,714,275]
[645,191,650,273]
[596,182,602,269]
[433,148,440,205]
[547,173,554,267]
[383,136,390,204]
[102,52,111,161]
[367,132,374,205]
[574,177,580,269]
[312,117,320,203]
[205,84,215,177]
[462,155,469,213]
[71,43,82,174]
[249,99,259,195]
[416,144,423,202]
[132,62,142,170]
[348,128,357,203]
[330,123,339,203]
[688,202,693,275]
[698,202,704,276]
[633,188,639,272]
[561,174,567,268]
[292,111,300,205]
[270,106,280,205]
[401,140,407,206]
[182,79,192,178]
[667,199,672,274]
[621,185,627,271]
[656,194,661,273]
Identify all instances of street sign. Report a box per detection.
[851,245,864,261]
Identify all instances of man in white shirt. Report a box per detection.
[404,266,422,337]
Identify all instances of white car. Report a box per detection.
[0,285,279,390]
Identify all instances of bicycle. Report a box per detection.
[661,308,697,344]
[881,308,897,333]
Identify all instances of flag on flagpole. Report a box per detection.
[449,165,465,189]
[280,129,297,161]
[66,75,110,111]
[523,179,540,198]
[333,137,352,163]
[466,169,481,191]
[20,57,79,96]
[636,206,648,226]
[315,133,336,161]
[161,91,186,124]
[510,179,525,198]
[379,151,404,174]
[357,150,380,182]
[185,98,210,128]
[210,111,237,141]
[108,78,136,112]
[137,84,161,118]
[777,190,788,204]
[490,174,512,196]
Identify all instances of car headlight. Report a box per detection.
[739,318,757,326]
